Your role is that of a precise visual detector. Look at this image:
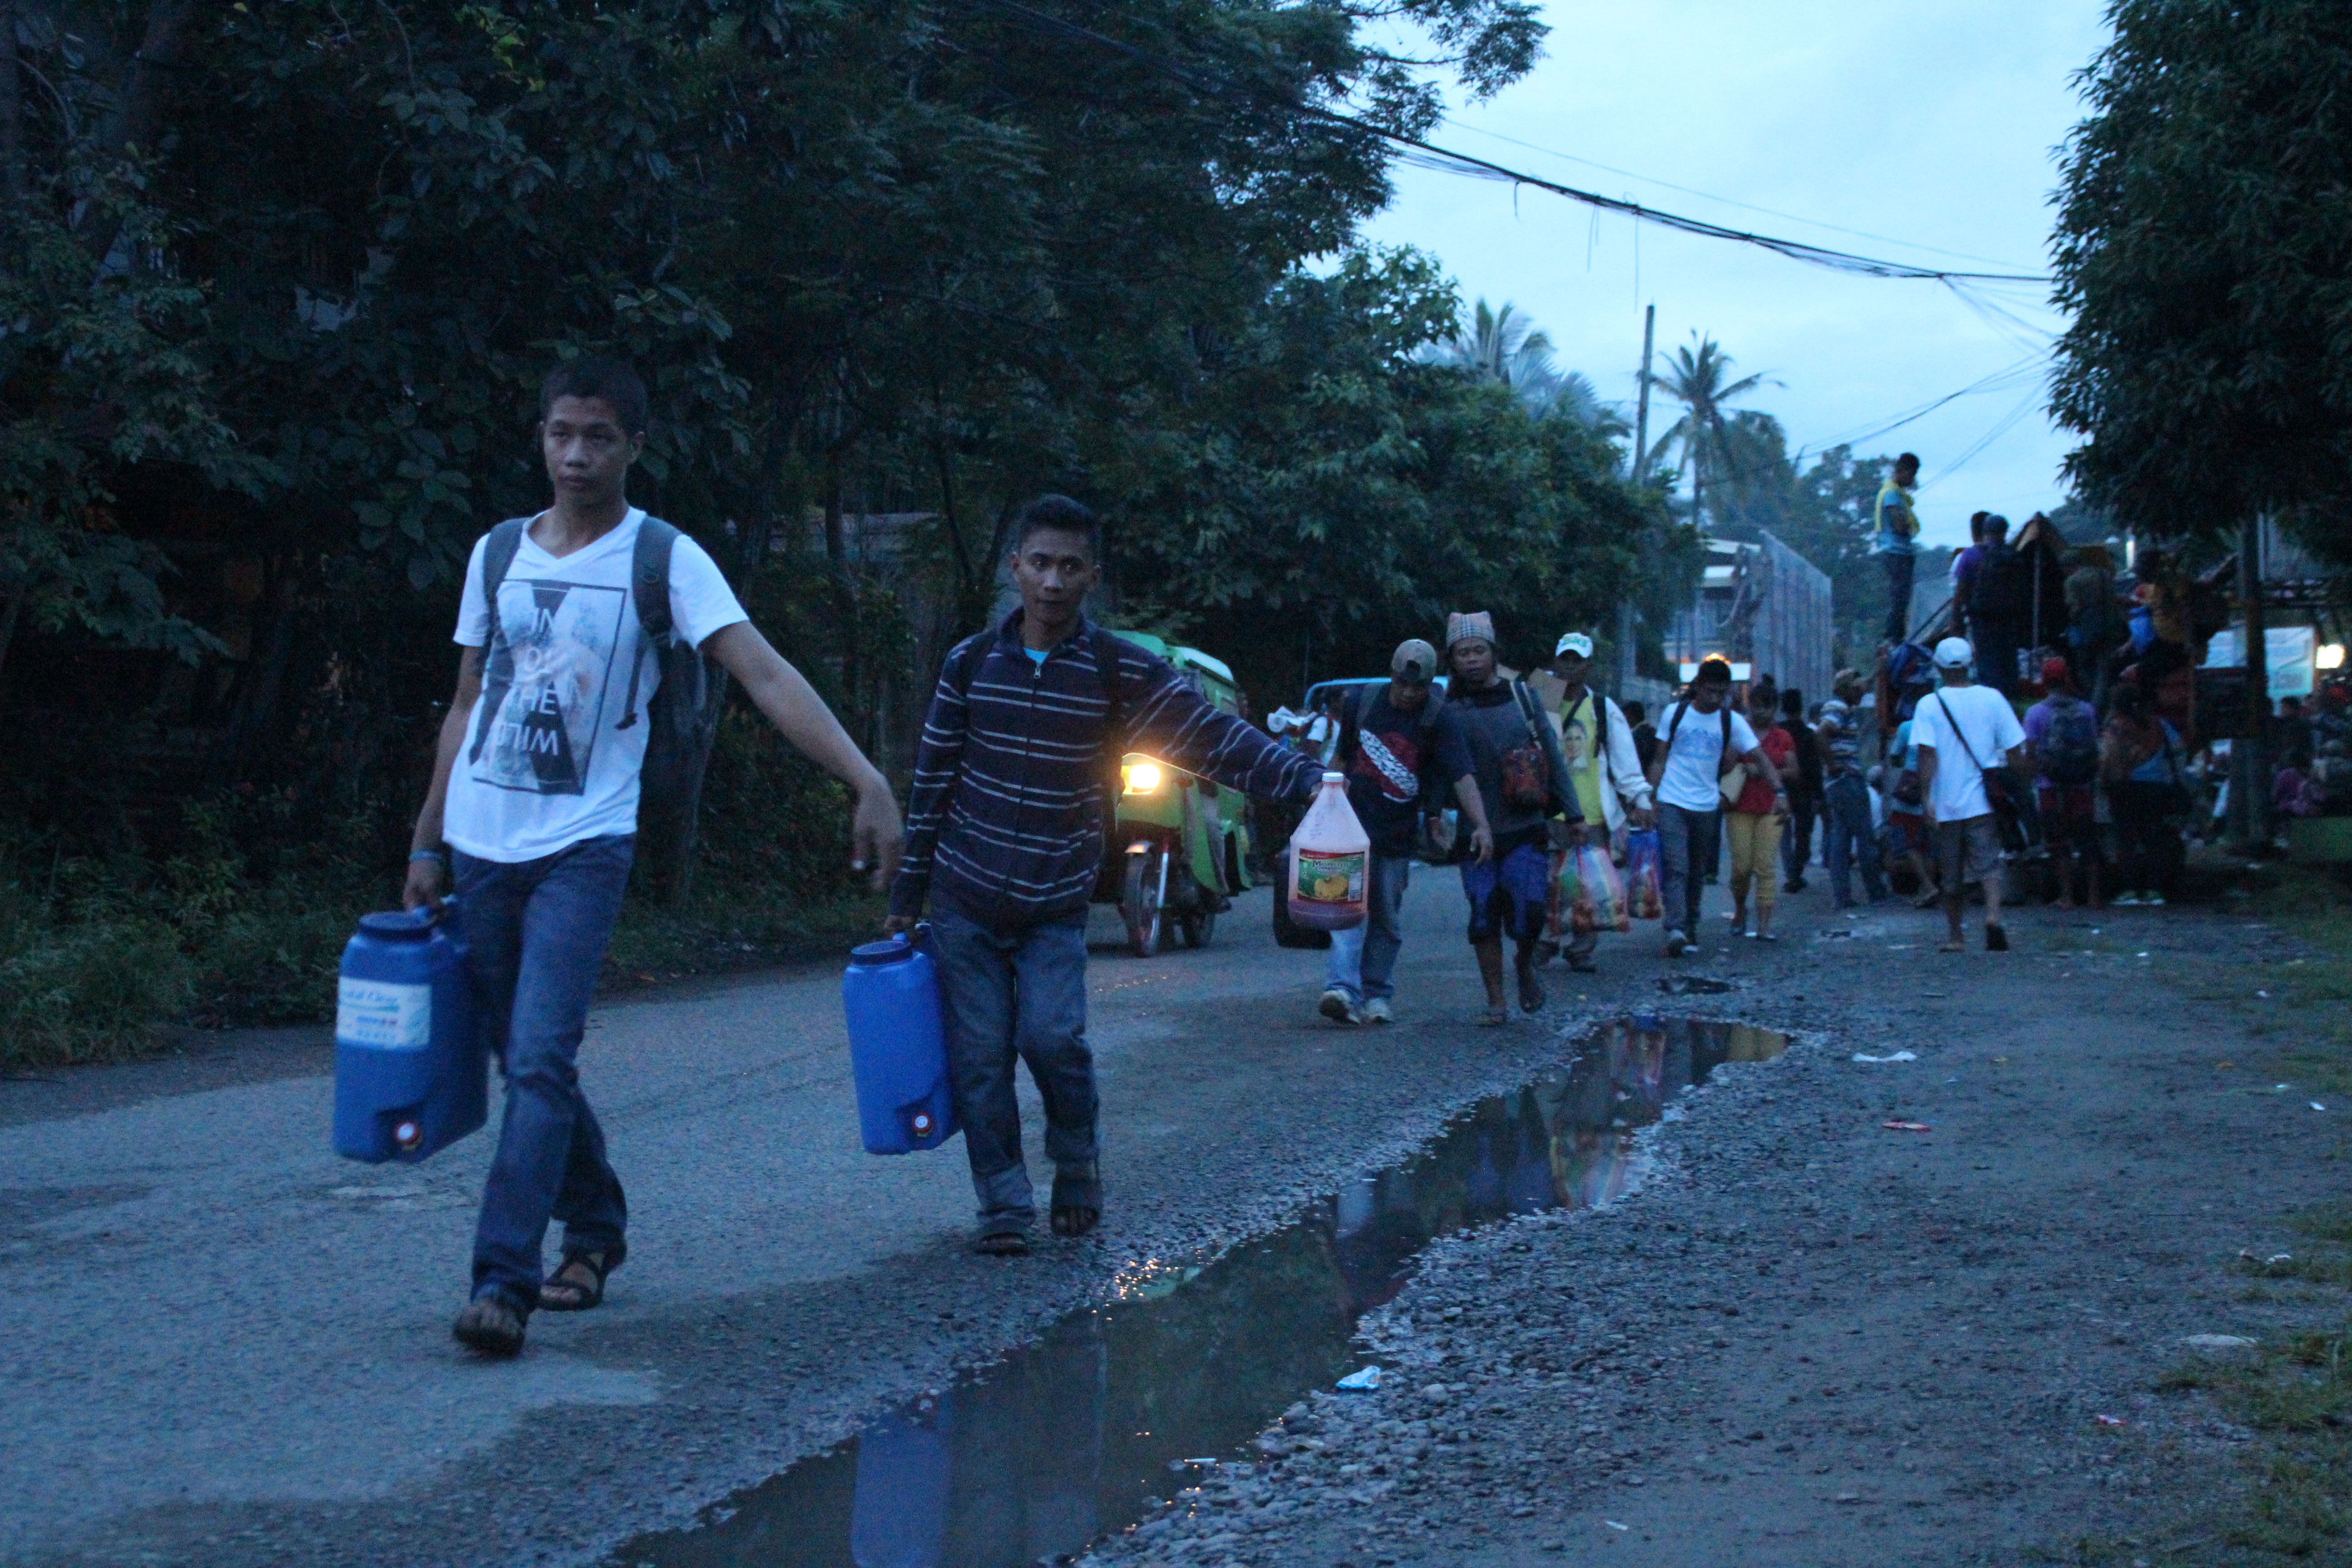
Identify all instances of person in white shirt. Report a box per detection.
[403,358,902,1357]
[1910,636,2027,954]
[1541,632,1655,973]
[1642,657,1785,959]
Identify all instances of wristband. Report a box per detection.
[409,848,450,867]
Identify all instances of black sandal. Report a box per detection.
[973,1228,1030,1257]
[539,1248,620,1312]
[453,1295,528,1357]
[1050,1165,1103,1238]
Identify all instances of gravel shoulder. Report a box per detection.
[1081,885,2342,1568]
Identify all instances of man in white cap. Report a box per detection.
[1318,638,1472,1024]
[1541,631,1654,973]
[1910,635,2026,952]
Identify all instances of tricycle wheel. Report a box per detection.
[1123,843,1167,957]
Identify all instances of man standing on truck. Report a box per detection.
[885,495,1325,1255]
[404,357,903,1357]
[1318,638,1472,1025]
[1874,452,1923,645]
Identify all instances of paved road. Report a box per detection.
[4,872,1622,1567]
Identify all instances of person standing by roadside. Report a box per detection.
[1884,713,1938,905]
[2100,681,2187,907]
[404,358,904,1356]
[1320,640,1468,1024]
[1816,669,1887,908]
[1543,631,1655,974]
[1644,657,1783,958]
[1725,685,1794,940]
[1777,688,1823,892]
[886,495,1324,1255]
[1441,612,1581,1023]
[1956,514,2026,698]
[1624,701,1658,774]
[2023,658,2105,909]
[1873,453,1923,644]
[1911,637,2027,953]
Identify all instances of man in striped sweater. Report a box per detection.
[885,495,1324,1255]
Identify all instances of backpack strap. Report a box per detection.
[615,516,681,731]
[464,517,533,766]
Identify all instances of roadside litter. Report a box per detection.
[1604,1521,1629,1532]
[1882,1121,1932,1132]
[1852,1051,1917,1063]
[1335,1367,1382,1392]
[2180,1335,2257,1355]
[2095,1414,2127,1428]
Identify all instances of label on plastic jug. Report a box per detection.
[337,978,431,1050]
[1293,848,1366,905]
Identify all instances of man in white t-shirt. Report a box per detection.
[1910,636,2026,954]
[1642,657,1785,958]
[402,358,902,1357]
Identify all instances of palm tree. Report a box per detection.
[1644,334,1775,530]
[1429,299,1627,434]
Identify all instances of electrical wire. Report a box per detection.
[1793,352,2051,461]
[967,0,2054,287]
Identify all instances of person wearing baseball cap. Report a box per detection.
[1316,638,1471,1025]
[1539,631,1654,974]
[1911,636,2026,952]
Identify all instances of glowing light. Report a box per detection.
[2318,643,2345,671]
[1124,761,1164,794]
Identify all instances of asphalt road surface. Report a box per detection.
[2,862,2329,1568]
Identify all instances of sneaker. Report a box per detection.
[1665,930,1689,958]
[2143,892,2167,907]
[1362,998,1394,1024]
[1319,989,1361,1024]
[2111,892,2143,907]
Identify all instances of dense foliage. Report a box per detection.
[0,0,1686,1054]
[2050,0,2352,556]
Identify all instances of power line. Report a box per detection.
[968,0,2054,287]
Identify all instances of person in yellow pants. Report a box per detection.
[1725,683,1795,939]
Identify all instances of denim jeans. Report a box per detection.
[1780,794,1817,884]
[930,910,1095,1230]
[1821,772,1887,906]
[453,833,635,1311]
[1326,853,1413,1003]
[1657,802,1721,939]
[1881,551,1916,643]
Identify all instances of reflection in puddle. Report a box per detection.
[612,1018,1788,1568]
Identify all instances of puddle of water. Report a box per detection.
[610,1016,1789,1568]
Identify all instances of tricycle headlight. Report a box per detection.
[1123,762,1163,794]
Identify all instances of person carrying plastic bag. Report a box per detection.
[1534,632,1654,973]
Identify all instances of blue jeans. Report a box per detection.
[1657,802,1720,939]
[1326,853,1412,1003]
[930,911,1096,1230]
[1822,773,1886,906]
[453,834,635,1312]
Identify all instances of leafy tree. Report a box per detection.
[2050,0,2352,559]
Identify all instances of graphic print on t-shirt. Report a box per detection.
[1355,727,1422,801]
[466,575,630,796]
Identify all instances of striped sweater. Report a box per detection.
[888,614,1324,928]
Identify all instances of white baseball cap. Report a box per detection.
[1933,636,1974,668]
[1553,632,1595,658]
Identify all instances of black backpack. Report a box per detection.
[477,514,724,903]
[1973,542,2030,622]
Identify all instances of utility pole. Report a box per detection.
[1621,303,1656,693]
[2232,515,2271,852]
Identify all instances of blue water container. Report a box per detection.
[842,929,957,1155]
[333,902,487,1164]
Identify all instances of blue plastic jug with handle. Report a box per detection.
[333,901,486,1163]
[842,927,957,1155]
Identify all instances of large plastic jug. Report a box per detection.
[843,928,958,1155]
[333,902,486,1163]
[1286,770,1370,931]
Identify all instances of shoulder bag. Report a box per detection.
[1931,691,2028,853]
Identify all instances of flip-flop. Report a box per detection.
[1477,1006,1512,1027]
[453,1295,528,1357]
[1050,1165,1102,1238]
[539,1247,622,1312]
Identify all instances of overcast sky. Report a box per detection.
[1358,0,2111,549]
